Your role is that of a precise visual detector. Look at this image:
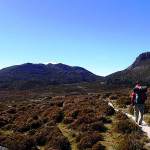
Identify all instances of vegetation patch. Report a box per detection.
[117,134,146,150]
[0,90,150,150]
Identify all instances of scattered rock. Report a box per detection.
[145,143,150,147]
[0,146,8,150]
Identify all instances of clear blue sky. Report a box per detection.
[0,0,150,76]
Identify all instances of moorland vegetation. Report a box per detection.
[0,88,150,150]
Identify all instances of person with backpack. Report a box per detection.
[131,84,147,125]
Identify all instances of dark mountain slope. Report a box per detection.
[1,52,150,90]
[106,52,150,86]
[0,63,101,89]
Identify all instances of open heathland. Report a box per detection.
[0,88,150,150]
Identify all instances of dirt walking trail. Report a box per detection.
[108,101,150,139]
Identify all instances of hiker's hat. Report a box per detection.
[136,84,141,87]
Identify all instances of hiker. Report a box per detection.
[131,84,147,125]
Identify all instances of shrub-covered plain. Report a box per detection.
[0,89,149,150]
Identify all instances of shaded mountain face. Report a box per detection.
[106,52,150,86]
[0,63,101,89]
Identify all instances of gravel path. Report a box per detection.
[108,101,150,139]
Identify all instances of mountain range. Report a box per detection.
[0,63,100,89]
[0,52,150,90]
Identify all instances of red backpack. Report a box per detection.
[133,86,147,104]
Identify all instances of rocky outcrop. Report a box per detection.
[106,52,150,86]
[137,52,150,61]
[127,52,150,70]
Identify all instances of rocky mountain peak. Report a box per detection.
[127,52,150,70]
[106,52,150,86]
[136,52,150,61]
